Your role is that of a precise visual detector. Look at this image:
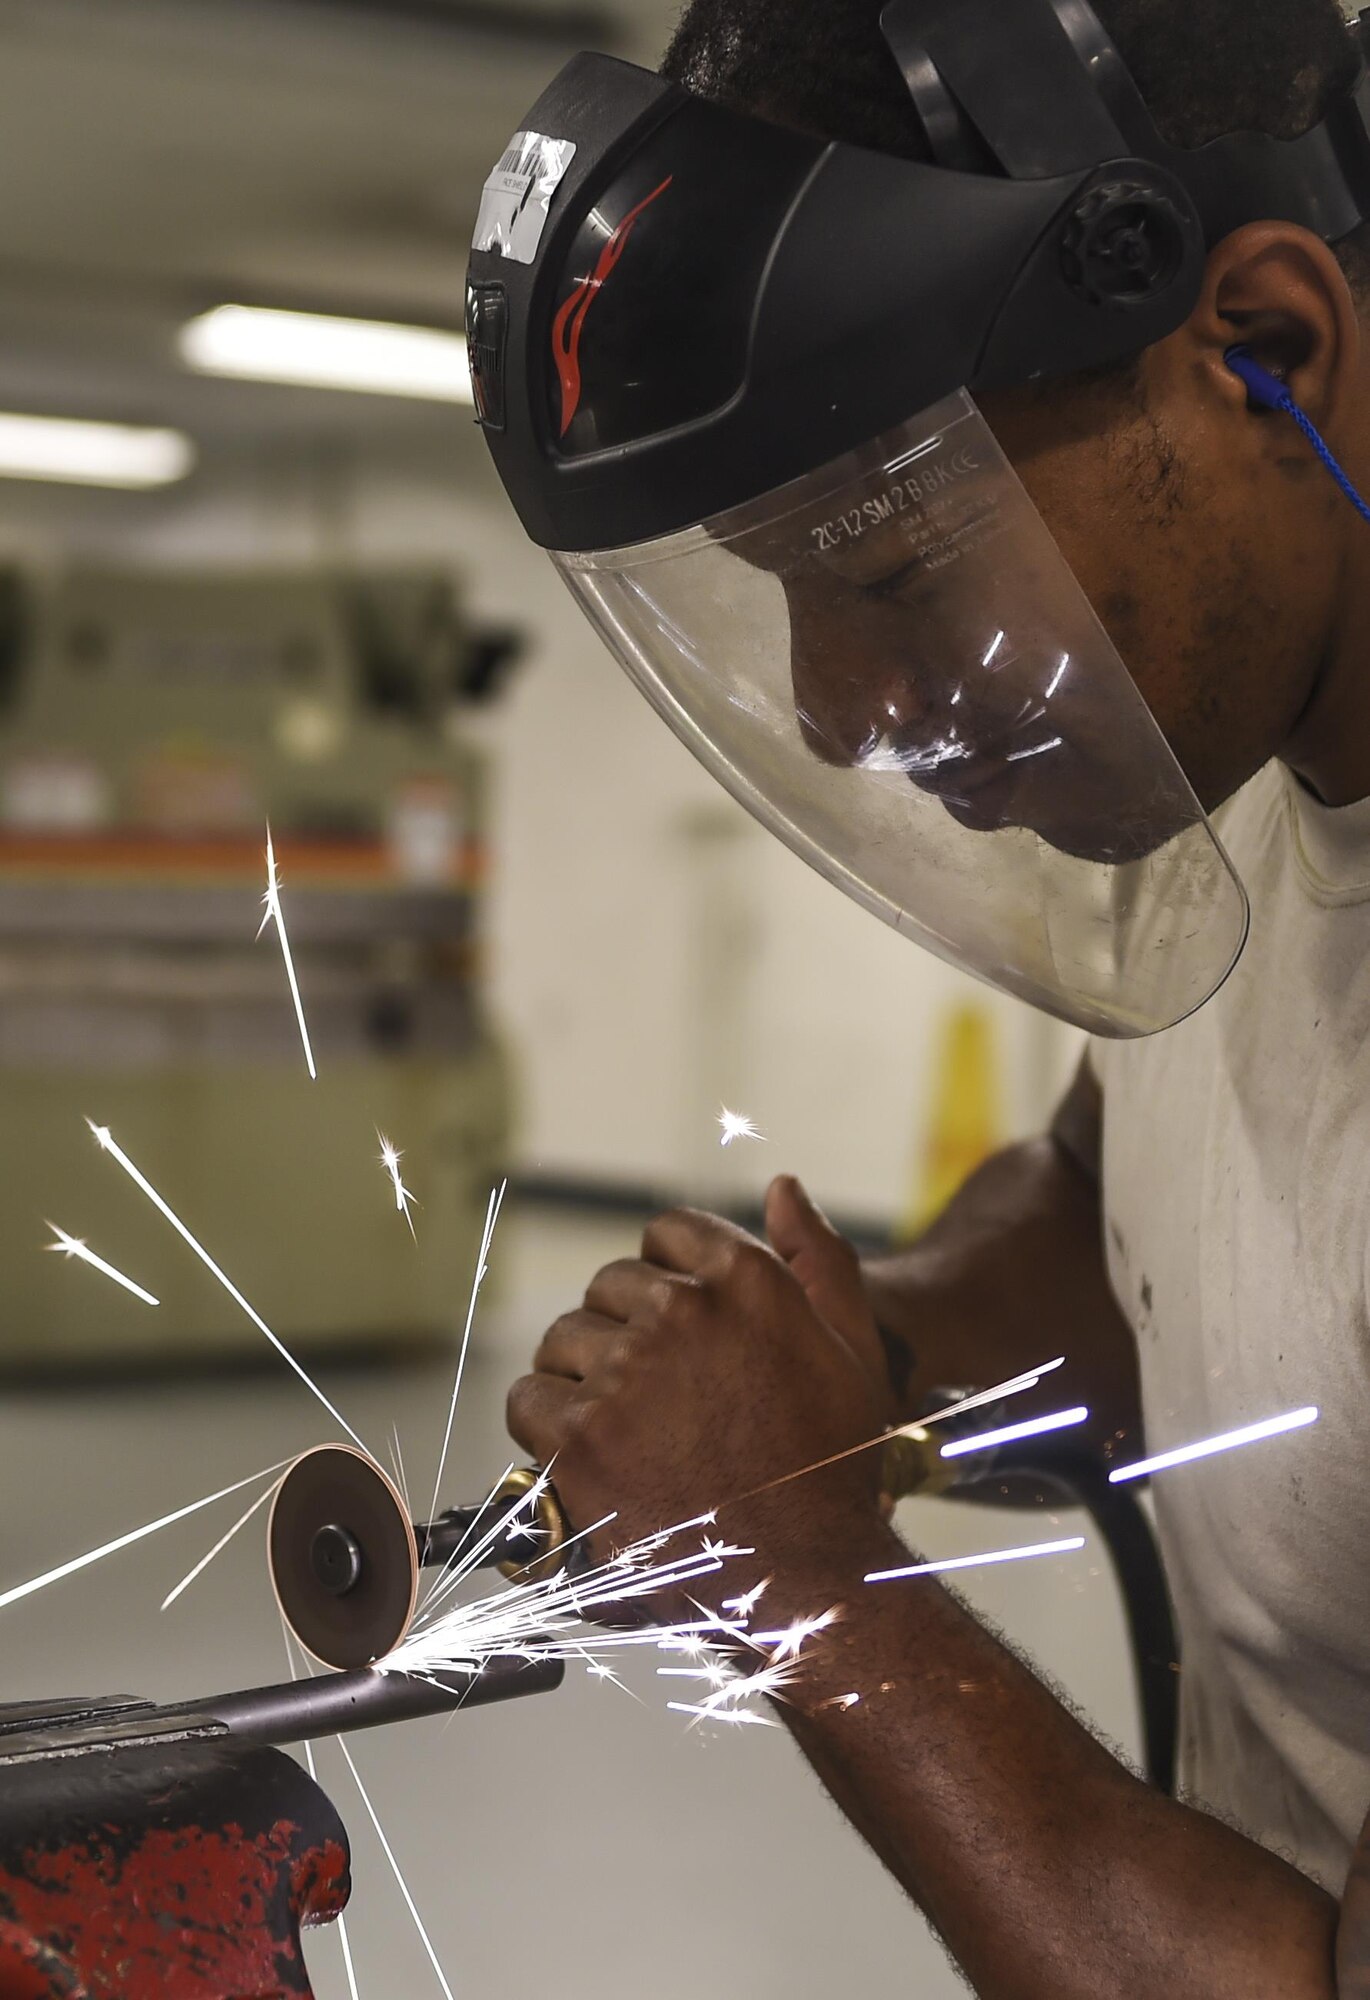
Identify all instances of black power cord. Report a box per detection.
[991,1441,1180,1794]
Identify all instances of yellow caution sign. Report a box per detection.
[900,1001,1002,1240]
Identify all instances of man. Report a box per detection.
[479,0,1370,1989]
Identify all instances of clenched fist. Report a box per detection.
[506,1176,894,1581]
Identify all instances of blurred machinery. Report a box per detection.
[0,564,523,1370]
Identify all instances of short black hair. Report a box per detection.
[661,0,1370,282]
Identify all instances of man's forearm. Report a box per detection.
[757,1523,1338,2000]
[863,1129,1140,1453]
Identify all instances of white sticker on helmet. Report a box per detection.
[473,130,577,264]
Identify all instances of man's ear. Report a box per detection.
[1179,221,1362,437]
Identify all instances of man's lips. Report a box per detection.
[911,755,1011,800]
[851,712,1066,821]
[899,742,1031,805]
[895,729,1069,833]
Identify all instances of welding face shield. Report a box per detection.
[468,0,1370,1033]
[557,394,1249,1034]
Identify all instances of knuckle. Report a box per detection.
[641,1211,671,1255]
[505,1374,538,1436]
[657,1272,704,1329]
[642,1205,706,1253]
[590,1256,632,1293]
[533,1312,577,1369]
[581,1268,613,1312]
[568,1392,617,1461]
[585,1328,636,1390]
[724,1238,774,1286]
[608,1325,640,1374]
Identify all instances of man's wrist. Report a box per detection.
[861,1249,954,1412]
[716,1514,914,1704]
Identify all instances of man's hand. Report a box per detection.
[506,1175,892,1571]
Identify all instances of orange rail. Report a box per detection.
[0,832,487,890]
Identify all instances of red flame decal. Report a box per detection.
[552,175,674,438]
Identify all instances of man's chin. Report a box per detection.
[939,787,1172,865]
[941,790,1015,836]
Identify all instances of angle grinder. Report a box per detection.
[269,1444,570,1669]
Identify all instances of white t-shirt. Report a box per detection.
[1093,758,1370,1893]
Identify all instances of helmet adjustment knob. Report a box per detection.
[1061,180,1188,306]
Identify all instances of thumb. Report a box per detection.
[765,1175,875,1358]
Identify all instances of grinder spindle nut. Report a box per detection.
[493,1465,571,1581]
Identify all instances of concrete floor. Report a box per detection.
[0,1204,1140,1998]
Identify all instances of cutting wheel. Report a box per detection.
[269,1444,419,1670]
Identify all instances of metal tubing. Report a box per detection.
[0,1657,564,1768]
[189,1654,565,1749]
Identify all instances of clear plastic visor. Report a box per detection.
[554,391,1248,1036]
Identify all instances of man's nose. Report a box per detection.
[786,581,933,768]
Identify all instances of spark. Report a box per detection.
[161,1480,278,1611]
[723,1578,770,1619]
[258,826,317,1081]
[388,1424,412,1522]
[45,1223,159,1307]
[381,1464,835,1743]
[503,1506,617,1587]
[283,1625,361,2000]
[982,630,1006,667]
[416,1461,521,1624]
[417,1464,585,1630]
[313,1791,364,2000]
[0,1459,288,1615]
[583,1655,636,1699]
[702,1534,751,1562]
[424,1180,507,1532]
[718,1107,764,1147]
[337,1738,456,2000]
[384,1496,754,1700]
[736,1357,1066,1507]
[915,1358,1065,1430]
[750,1609,838,1659]
[1005,736,1064,764]
[86,1118,364,1449]
[657,1663,732,1688]
[1044,652,1070,699]
[817,1691,861,1712]
[687,1658,799,1714]
[865,1535,1086,1584]
[667,1703,779,1728]
[940,1405,1090,1460]
[377,1132,417,1239]
[657,1631,712,1659]
[1108,1405,1319,1484]
[335,1907,362,2000]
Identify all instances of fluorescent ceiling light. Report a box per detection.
[0,414,194,488]
[180,305,473,403]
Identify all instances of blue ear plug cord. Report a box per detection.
[1225,343,1370,527]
